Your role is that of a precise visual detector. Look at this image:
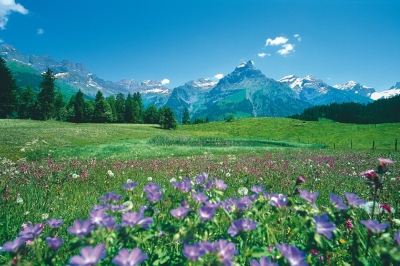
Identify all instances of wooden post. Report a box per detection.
[372,141,375,150]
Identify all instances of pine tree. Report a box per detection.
[0,57,18,118]
[133,92,143,123]
[115,93,125,123]
[92,90,112,123]
[74,89,85,123]
[144,105,159,124]
[182,107,190,125]
[159,106,177,130]
[37,68,56,120]
[17,85,36,119]
[125,93,134,123]
[54,89,66,121]
[106,95,117,122]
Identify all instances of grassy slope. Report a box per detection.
[0,118,398,161]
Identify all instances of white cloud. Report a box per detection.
[265,36,288,46]
[0,39,3,43]
[161,79,170,85]
[37,28,44,35]
[0,0,28,29]
[258,52,270,58]
[278,44,295,55]
[294,34,301,41]
[214,74,224,79]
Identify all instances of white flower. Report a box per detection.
[71,173,79,179]
[16,197,23,204]
[107,170,114,177]
[122,201,133,212]
[360,201,380,215]
[127,179,133,184]
[226,173,231,178]
[170,178,177,183]
[148,176,152,181]
[238,187,248,196]
[24,211,29,215]
[393,219,400,226]
[42,213,49,220]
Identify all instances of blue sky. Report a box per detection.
[0,0,399,91]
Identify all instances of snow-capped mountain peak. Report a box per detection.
[333,80,375,97]
[186,78,217,90]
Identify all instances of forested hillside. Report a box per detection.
[289,95,400,124]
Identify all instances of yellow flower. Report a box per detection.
[339,239,346,244]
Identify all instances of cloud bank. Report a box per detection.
[265,36,288,46]
[214,74,224,79]
[0,0,28,29]
[161,79,170,85]
[264,35,296,56]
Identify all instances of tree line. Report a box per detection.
[289,96,400,124]
[0,58,178,129]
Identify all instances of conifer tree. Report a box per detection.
[17,85,36,119]
[144,105,159,124]
[182,107,190,125]
[159,106,177,129]
[115,93,125,123]
[0,57,18,118]
[106,95,117,122]
[92,90,112,123]
[74,89,85,123]
[125,93,134,123]
[37,68,56,120]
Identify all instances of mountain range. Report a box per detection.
[1,43,399,122]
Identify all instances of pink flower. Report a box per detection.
[345,219,353,229]
[378,158,394,165]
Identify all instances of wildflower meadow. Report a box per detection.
[1,147,400,265]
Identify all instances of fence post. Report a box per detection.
[372,141,375,150]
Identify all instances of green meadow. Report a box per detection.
[0,117,398,161]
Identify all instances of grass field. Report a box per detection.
[0,118,398,161]
[0,118,399,265]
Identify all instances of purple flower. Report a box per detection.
[143,182,162,193]
[198,206,215,221]
[46,218,63,228]
[394,232,400,245]
[295,176,306,185]
[270,193,289,208]
[121,211,153,229]
[204,179,214,190]
[329,194,348,210]
[99,192,123,202]
[146,191,163,203]
[90,209,110,225]
[182,243,205,261]
[198,241,214,252]
[45,237,63,250]
[250,257,278,266]
[299,190,319,206]
[19,223,44,240]
[227,218,258,237]
[67,219,94,237]
[361,220,389,233]
[69,243,106,266]
[251,185,265,193]
[196,173,208,185]
[344,193,366,207]
[122,182,138,191]
[314,214,336,240]
[213,239,238,262]
[192,192,208,203]
[170,206,190,219]
[215,179,228,190]
[172,179,193,192]
[276,243,308,266]
[0,237,24,252]
[112,248,148,266]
